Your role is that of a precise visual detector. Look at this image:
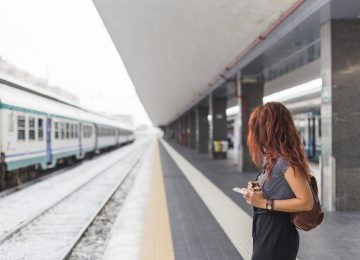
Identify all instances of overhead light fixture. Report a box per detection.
[226,106,240,116]
[263,78,322,103]
[222,78,322,117]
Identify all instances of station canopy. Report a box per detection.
[92,0,299,126]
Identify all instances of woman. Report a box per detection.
[243,102,314,260]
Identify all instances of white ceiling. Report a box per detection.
[92,0,299,126]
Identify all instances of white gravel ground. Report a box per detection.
[101,141,154,260]
[68,140,154,259]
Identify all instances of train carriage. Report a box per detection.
[0,80,135,189]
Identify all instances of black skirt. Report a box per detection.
[252,208,299,260]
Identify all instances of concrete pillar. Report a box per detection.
[184,114,189,146]
[196,106,209,153]
[168,123,175,139]
[179,115,185,145]
[176,119,181,143]
[237,73,264,172]
[209,93,227,159]
[320,20,360,211]
[188,111,196,148]
[172,123,176,139]
[160,125,168,139]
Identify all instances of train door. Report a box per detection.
[307,116,316,158]
[46,117,52,164]
[94,124,98,152]
[79,122,82,157]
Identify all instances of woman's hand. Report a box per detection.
[248,181,261,191]
[244,188,266,209]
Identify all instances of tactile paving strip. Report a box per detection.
[139,141,175,260]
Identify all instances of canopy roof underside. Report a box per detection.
[92,0,299,125]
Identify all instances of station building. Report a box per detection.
[93,0,360,211]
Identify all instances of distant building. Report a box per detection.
[0,56,79,105]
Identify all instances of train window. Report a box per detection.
[72,124,76,138]
[61,122,65,139]
[66,123,70,139]
[8,112,14,132]
[71,124,74,139]
[74,125,78,138]
[29,117,35,141]
[55,122,59,139]
[38,118,44,141]
[17,115,26,141]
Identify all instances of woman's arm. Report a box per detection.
[245,166,314,212]
[273,165,314,212]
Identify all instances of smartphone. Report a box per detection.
[232,187,247,195]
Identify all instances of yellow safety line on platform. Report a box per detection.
[139,141,175,260]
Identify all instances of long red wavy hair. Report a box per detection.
[246,102,311,180]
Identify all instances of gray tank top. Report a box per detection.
[257,157,295,200]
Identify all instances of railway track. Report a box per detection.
[0,164,78,199]
[0,138,152,259]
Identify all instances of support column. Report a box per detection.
[168,123,175,140]
[159,125,168,139]
[171,123,175,139]
[188,111,196,149]
[209,93,227,159]
[180,115,186,145]
[176,119,181,143]
[184,114,189,146]
[320,20,360,211]
[196,106,209,153]
[237,74,264,172]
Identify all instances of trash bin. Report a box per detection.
[212,140,227,159]
[214,140,222,153]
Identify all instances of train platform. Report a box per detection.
[103,138,360,260]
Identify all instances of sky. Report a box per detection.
[0,0,153,127]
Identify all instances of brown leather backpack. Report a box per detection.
[290,175,324,231]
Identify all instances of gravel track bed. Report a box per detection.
[0,138,153,259]
[0,139,146,241]
[67,144,152,259]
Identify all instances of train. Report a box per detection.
[0,79,135,189]
[226,103,321,163]
[293,111,321,163]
